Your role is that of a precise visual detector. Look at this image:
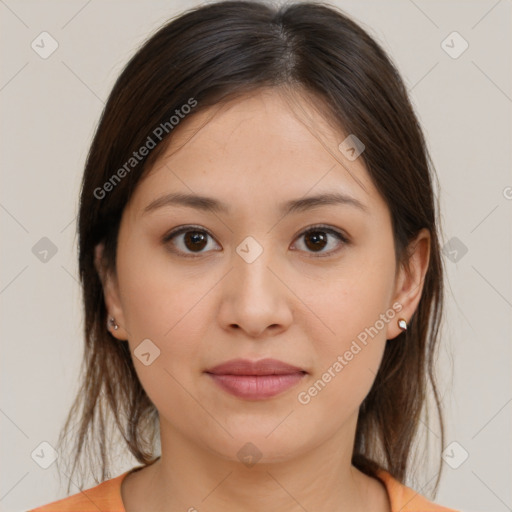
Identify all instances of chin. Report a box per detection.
[196,425,314,466]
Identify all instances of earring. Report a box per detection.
[108,316,119,331]
[397,318,407,331]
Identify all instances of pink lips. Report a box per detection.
[205,358,307,400]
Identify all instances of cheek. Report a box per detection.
[117,264,211,422]
[116,230,204,339]
[293,304,387,431]
[302,263,392,350]
[120,274,211,382]
[114,247,204,403]
[294,256,394,411]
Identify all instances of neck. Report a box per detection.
[130,415,389,512]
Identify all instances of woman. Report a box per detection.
[29,1,458,510]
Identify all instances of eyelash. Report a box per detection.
[162,224,350,259]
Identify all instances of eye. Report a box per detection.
[162,225,220,258]
[291,225,349,257]
[162,224,349,259]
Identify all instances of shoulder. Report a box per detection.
[376,469,460,512]
[27,470,132,512]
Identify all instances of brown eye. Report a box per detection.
[304,230,328,252]
[293,226,348,257]
[163,226,220,257]
[183,231,208,251]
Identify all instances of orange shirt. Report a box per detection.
[28,466,459,512]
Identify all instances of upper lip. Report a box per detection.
[205,358,307,376]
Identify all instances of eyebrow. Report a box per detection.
[142,191,369,216]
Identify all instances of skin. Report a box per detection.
[95,87,430,512]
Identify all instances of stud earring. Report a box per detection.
[108,316,119,331]
[397,318,407,331]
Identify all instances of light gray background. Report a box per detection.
[1,1,511,511]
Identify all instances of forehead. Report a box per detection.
[129,88,386,218]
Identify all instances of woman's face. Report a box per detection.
[98,87,428,464]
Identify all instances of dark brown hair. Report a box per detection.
[58,0,446,497]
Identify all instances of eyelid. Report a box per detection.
[163,224,215,242]
[290,224,350,257]
[294,224,349,243]
[162,224,221,259]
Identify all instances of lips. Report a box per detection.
[205,358,307,400]
[205,358,306,376]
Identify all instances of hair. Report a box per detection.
[57,0,447,497]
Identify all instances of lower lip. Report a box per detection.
[206,372,306,400]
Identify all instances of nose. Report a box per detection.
[216,244,293,338]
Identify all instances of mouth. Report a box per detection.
[204,358,307,400]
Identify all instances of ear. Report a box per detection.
[386,228,431,340]
[94,243,129,340]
